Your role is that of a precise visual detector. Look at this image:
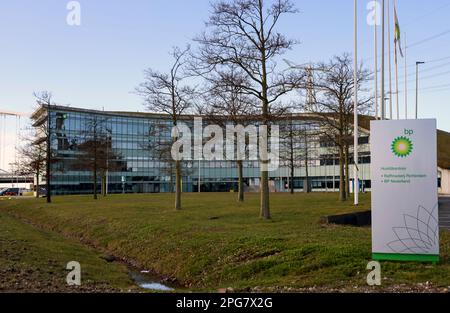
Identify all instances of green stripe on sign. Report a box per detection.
[372,253,439,264]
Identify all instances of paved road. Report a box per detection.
[439,195,450,230]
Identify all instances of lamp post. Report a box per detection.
[415,61,425,119]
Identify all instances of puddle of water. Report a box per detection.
[139,282,174,291]
[130,271,175,291]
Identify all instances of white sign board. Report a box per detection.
[370,119,439,263]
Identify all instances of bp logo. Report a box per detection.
[391,136,413,158]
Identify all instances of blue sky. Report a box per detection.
[1,0,450,168]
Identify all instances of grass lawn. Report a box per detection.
[0,192,449,292]
[0,209,135,292]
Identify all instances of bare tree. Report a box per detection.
[17,134,46,198]
[307,54,372,201]
[193,0,304,219]
[135,46,195,210]
[33,91,56,203]
[279,114,300,194]
[279,114,314,194]
[199,66,257,202]
[72,115,117,199]
[141,122,193,194]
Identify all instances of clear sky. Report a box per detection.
[1,0,450,169]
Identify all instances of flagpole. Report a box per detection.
[395,50,399,119]
[381,0,385,120]
[353,0,359,206]
[393,0,400,120]
[374,2,379,119]
[387,0,393,119]
[404,32,408,119]
[394,0,399,119]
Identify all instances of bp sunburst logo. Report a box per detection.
[391,136,413,158]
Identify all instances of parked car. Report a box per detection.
[37,187,47,197]
[0,188,23,196]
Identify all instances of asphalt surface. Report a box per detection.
[439,195,450,230]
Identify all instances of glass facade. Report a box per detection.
[36,106,372,195]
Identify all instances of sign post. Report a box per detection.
[371,119,439,263]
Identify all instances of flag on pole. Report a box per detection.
[394,2,404,57]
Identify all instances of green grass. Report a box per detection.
[0,192,449,291]
[0,208,136,292]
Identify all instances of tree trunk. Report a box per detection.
[260,68,270,218]
[237,160,244,202]
[259,110,271,217]
[35,171,40,198]
[260,170,270,219]
[345,143,350,198]
[102,173,106,197]
[175,160,182,210]
[93,163,98,200]
[258,13,271,219]
[339,144,346,202]
[290,163,294,194]
[100,173,104,196]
